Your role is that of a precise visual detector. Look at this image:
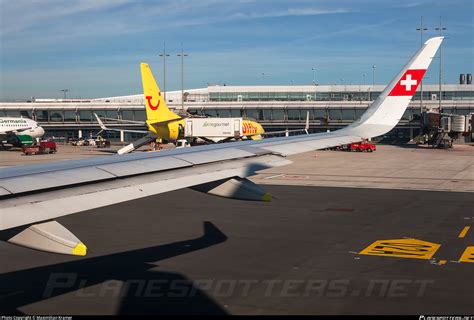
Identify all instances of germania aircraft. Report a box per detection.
[0,37,443,257]
[0,117,45,148]
[95,63,266,154]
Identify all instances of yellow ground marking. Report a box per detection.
[438,260,447,265]
[458,226,470,238]
[459,246,474,263]
[359,238,441,260]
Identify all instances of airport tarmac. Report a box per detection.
[0,143,151,168]
[251,144,474,193]
[0,143,473,315]
[0,185,473,315]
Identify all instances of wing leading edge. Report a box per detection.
[0,37,443,233]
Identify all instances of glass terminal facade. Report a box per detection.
[1,84,472,142]
[208,91,474,102]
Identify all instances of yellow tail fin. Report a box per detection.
[140,63,181,124]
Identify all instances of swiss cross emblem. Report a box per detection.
[400,74,417,91]
[388,69,426,96]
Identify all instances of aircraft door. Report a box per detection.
[234,119,241,137]
[185,120,193,137]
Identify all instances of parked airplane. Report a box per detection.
[0,37,443,256]
[95,63,267,154]
[0,117,45,148]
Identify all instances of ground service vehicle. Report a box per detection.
[348,142,376,152]
[176,139,191,148]
[95,136,111,148]
[22,141,57,155]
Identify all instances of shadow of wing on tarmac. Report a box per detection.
[0,222,228,315]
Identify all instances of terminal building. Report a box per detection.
[1,82,473,143]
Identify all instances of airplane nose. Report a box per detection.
[38,127,45,136]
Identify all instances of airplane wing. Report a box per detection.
[94,113,149,134]
[100,117,146,124]
[0,37,443,255]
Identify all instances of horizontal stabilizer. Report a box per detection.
[94,113,148,134]
[147,118,180,127]
[94,113,107,130]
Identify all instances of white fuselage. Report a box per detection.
[0,117,45,138]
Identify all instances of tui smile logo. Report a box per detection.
[145,92,161,110]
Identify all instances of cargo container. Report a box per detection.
[184,118,243,138]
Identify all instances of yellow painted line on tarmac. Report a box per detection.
[359,238,441,260]
[459,246,474,263]
[438,260,447,266]
[458,226,470,238]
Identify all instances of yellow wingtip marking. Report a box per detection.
[72,242,87,256]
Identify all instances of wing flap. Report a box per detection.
[97,155,192,177]
[173,148,255,165]
[0,167,116,194]
[0,186,12,196]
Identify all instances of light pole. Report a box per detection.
[288,80,293,101]
[261,72,267,85]
[177,43,188,110]
[435,17,446,111]
[362,73,366,86]
[159,42,170,102]
[61,89,69,99]
[416,16,428,113]
[312,67,316,85]
[371,65,376,86]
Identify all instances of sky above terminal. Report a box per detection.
[0,0,473,100]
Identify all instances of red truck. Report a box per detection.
[348,142,376,152]
[22,141,57,155]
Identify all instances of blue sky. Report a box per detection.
[0,0,472,100]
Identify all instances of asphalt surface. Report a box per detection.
[1,185,473,315]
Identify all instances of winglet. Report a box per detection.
[94,113,107,130]
[305,111,310,134]
[344,36,443,139]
